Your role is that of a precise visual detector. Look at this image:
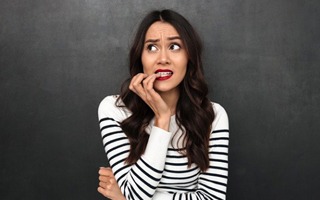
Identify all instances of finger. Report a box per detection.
[129,75,139,92]
[97,186,110,198]
[109,178,115,184]
[98,179,117,195]
[98,167,114,177]
[99,166,112,172]
[144,74,158,89]
[131,73,148,93]
[97,187,105,196]
[99,179,114,189]
[98,167,111,176]
[99,181,107,189]
[143,74,161,101]
[129,73,147,94]
[142,74,157,90]
[99,176,117,187]
[99,175,110,182]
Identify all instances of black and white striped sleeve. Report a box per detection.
[98,96,173,200]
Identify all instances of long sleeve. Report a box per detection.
[98,96,172,200]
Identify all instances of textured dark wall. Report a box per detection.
[1,0,319,199]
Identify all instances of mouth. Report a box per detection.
[155,69,173,80]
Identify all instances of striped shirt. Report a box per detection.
[98,95,229,200]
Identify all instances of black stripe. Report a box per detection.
[104,137,127,148]
[173,193,177,199]
[196,191,210,200]
[162,171,200,180]
[121,181,127,197]
[120,176,127,188]
[140,158,163,173]
[158,185,196,192]
[212,129,229,134]
[208,166,228,171]
[165,161,189,166]
[199,176,227,187]
[209,151,228,156]
[198,188,223,200]
[209,144,228,148]
[160,178,197,186]
[127,182,144,200]
[108,149,129,163]
[106,143,130,156]
[199,181,226,195]
[166,154,186,158]
[168,147,186,151]
[126,182,135,200]
[100,124,120,132]
[210,158,228,164]
[110,158,126,169]
[164,165,199,173]
[136,162,161,182]
[130,173,153,198]
[210,137,229,141]
[102,130,123,140]
[131,168,157,189]
[114,164,131,178]
[99,117,120,124]
[201,172,228,179]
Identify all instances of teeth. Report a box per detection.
[156,72,173,77]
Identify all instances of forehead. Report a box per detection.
[145,21,179,39]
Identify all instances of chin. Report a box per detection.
[154,84,179,94]
[154,87,171,93]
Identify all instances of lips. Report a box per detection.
[155,69,173,81]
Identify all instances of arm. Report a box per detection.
[98,96,172,200]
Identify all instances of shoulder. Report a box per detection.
[211,102,229,131]
[98,95,130,122]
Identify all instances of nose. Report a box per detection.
[158,49,170,65]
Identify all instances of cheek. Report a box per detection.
[141,53,152,74]
[142,64,151,74]
[180,60,188,76]
[176,54,188,70]
[181,67,187,80]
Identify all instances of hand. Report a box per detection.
[98,167,125,200]
[129,73,171,130]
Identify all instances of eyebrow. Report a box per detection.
[145,36,181,43]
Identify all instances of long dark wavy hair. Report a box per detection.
[116,9,215,171]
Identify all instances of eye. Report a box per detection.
[147,44,158,52]
[169,43,181,51]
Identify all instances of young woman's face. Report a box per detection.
[141,21,188,94]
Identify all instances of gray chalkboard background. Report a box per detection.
[1,0,319,199]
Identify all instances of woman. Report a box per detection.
[98,9,229,200]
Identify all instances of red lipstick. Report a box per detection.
[155,69,173,81]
